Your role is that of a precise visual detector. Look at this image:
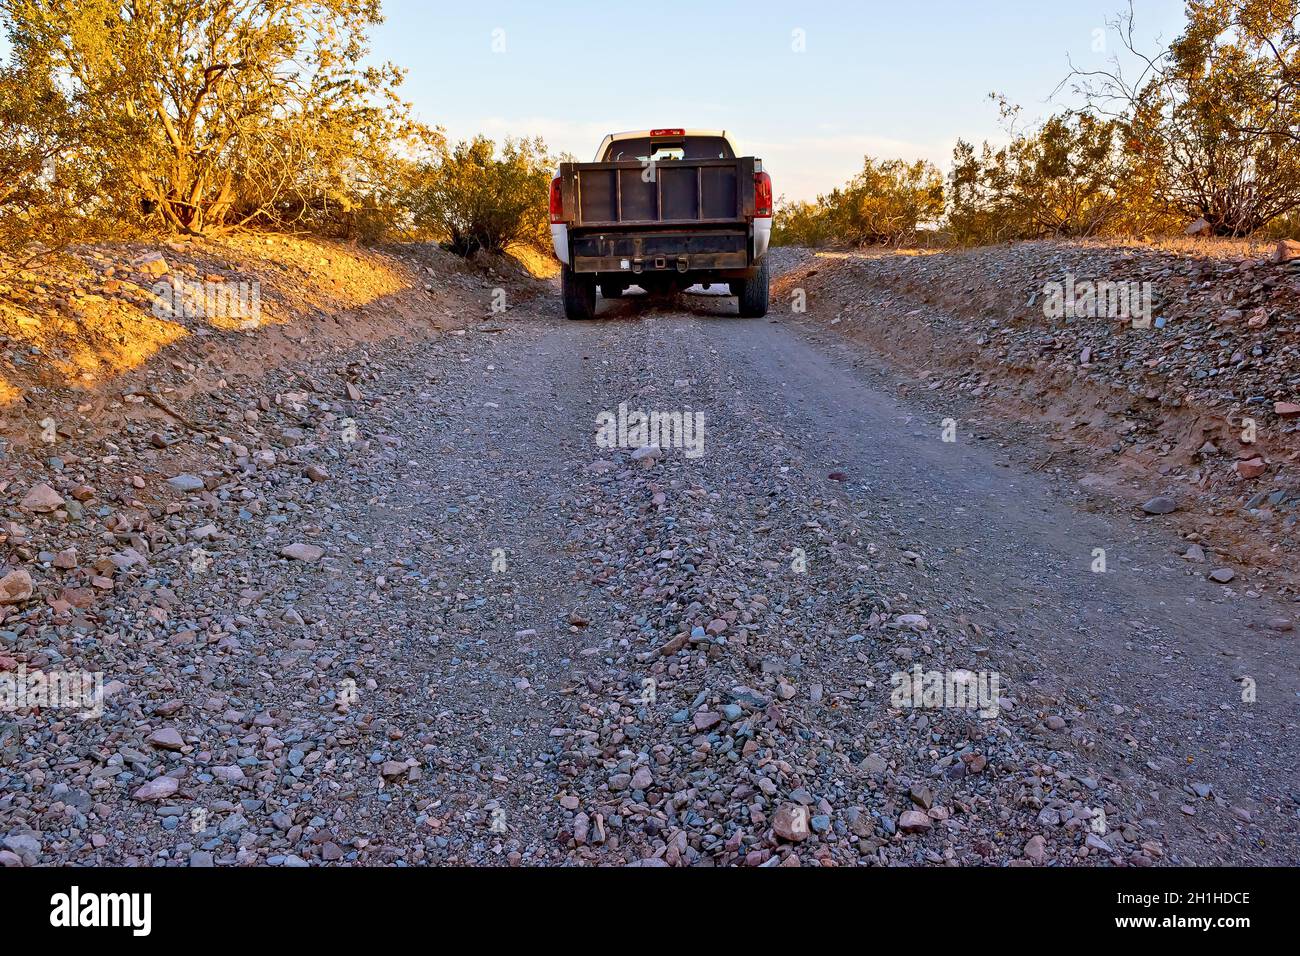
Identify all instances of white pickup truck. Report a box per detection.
[548,129,773,320]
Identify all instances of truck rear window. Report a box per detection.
[602,136,734,162]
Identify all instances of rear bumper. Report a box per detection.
[569,228,751,275]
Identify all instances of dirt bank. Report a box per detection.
[772,240,1300,592]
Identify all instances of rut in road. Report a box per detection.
[286,286,1297,866]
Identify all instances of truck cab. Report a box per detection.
[549,129,773,320]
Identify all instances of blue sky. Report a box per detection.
[0,1,1191,202]
[375,0,1189,201]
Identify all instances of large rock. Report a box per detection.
[1185,217,1213,237]
[213,765,246,784]
[20,483,64,513]
[281,543,324,562]
[108,548,148,572]
[1141,496,1177,515]
[898,810,932,833]
[135,252,170,278]
[166,474,206,493]
[1024,835,1047,863]
[1271,239,1300,264]
[147,727,185,751]
[1085,833,1113,853]
[692,710,722,731]
[773,804,810,842]
[1236,457,1267,479]
[132,776,179,802]
[3,832,40,854]
[0,569,33,605]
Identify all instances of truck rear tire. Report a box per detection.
[735,257,770,318]
[563,266,597,320]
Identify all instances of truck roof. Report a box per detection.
[595,129,737,161]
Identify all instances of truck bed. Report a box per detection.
[561,157,757,227]
[556,156,757,275]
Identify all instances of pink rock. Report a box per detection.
[1236,457,1267,479]
[773,804,810,842]
[147,728,185,751]
[693,711,722,731]
[20,483,64,513]
[898,810,932,833]
[0,570,33,605]
[281,543,324,562]
[1024,835,1047,863]
[213,766,246,784]
[132,776,179,801]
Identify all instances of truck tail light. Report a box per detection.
[754,171,773,218]
[549,176,565,224]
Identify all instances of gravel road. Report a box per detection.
[3,269,1297,867]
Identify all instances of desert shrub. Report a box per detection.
[773,157,944,247]
[771,199,835,247]
[406,137,554,256]
[947,109,1143,245]
[0,55,109,264]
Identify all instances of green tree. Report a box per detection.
[772,156,944,247]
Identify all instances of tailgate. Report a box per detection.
[561,157,756,228]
